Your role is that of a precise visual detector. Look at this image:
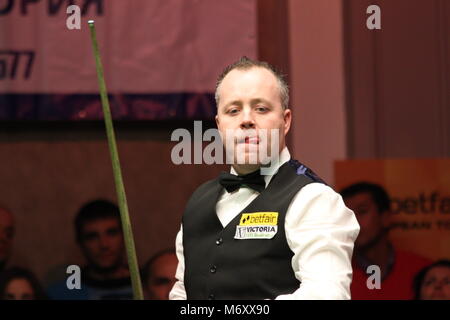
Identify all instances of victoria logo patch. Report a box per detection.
[234,212,278,239]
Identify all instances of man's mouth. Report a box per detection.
[98,253,115,259]
[242,136,259,144]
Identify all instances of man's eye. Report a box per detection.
[424,278,436,286]
[83,233,98,241]
[256,106,268,112]
[107,228,121,237]
[227,108,239,114]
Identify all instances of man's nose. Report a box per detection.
[433,280,445,290]
[240,109,255,129]
[99,236,111,249]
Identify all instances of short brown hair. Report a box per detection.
[74,199,121,244]
[215,56,289,110]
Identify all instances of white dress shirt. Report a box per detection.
[169,147,360,300]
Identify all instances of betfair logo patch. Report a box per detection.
[235,212,279,239]
[239,212,278,226]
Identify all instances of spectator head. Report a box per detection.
[340,182,391,250]
[74,200,125,273]
[0,267,47,300]
[413,259,450,300]
[0,205,14,268]
[141,249,178,300]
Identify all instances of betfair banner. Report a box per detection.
[335,159,450,261]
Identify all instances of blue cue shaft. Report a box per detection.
[87,20,144,300]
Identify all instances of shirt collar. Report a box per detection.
[230,147,291,187]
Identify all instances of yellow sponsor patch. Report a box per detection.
[239,212,278,226]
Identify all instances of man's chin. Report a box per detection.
[233,151,271,165]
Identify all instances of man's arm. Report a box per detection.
[169,226,187,300]
[276,183,360,300]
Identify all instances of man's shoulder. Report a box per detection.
[285,159,327,185]
[187,175,220,199]
[195,176,219,192]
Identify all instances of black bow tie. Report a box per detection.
[219,170,266,193]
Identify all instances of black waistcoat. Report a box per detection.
[182,159,325,300]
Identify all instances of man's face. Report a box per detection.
[215,67,291,168]
[420,266,450,300]
[343,192,385,249]
[79,218,125,271]
[0,208,14,264]
[146,253,178,300]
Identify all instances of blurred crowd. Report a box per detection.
[0,200,177,300]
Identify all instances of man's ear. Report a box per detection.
[215,114,220,129]
[283,108,292,136]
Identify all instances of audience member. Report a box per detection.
[340,182,432,299]
[0,266,47,300]
[413,259,450,300]
[46,199,133,299]
[141,249,177,300]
